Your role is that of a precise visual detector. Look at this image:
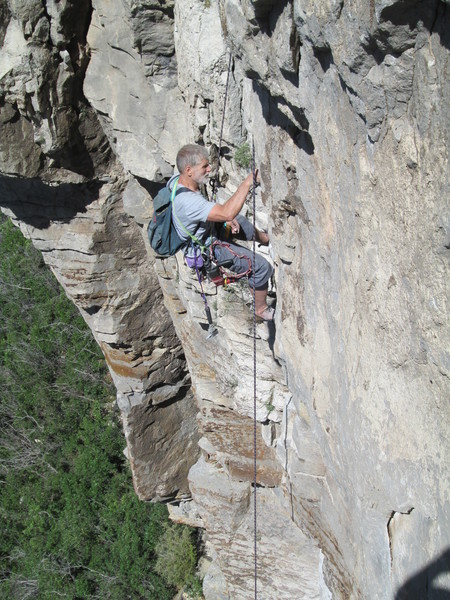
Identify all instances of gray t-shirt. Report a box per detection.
[169,175,215,243]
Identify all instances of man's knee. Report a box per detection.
[235,214,254,241]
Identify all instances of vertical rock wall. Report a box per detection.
[0,0,448,598]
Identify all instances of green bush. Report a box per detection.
[155,523,201,592]
[0,216,198,599]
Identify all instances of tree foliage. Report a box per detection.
[0,217,198,599]
[155,524,198,590]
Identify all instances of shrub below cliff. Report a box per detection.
[155,523,200,591]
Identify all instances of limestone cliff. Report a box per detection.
[0,1,449,598]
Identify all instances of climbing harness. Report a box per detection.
[208,239,251,285]
[171,178,252,287]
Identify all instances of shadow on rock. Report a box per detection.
[0,175,103,229]
[395,548,450,600]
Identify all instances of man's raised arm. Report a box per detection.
[207,171,258,222]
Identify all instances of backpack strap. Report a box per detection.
[171,176,208,253]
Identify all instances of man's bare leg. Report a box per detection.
[255,228,269,245]
[254,288,274,320]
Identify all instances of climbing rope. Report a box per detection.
[251,138,258,599]
[211,52,233,202]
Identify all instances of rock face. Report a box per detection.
[0,0,198,503]
[1,1,449,598]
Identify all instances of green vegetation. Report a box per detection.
[234,142,252,169]
[264,387,275,414]
[0,217,201,599]
[155,523,200,591]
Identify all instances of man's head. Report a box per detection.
[176,144,211,187]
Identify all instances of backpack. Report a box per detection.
[147,178,185,257]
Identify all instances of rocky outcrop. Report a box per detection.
[0,0,198,503]
[1,1,449,598]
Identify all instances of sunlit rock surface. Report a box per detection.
[1,1,449,598]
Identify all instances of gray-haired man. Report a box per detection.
[169,144,274,321]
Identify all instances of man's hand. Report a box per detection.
[244,169,260,188]
[207,168,260,223]
[228,218,240,234]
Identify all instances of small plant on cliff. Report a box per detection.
[265,388,275,413]
[234,142,252,169]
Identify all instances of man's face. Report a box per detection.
[189,158,211,186]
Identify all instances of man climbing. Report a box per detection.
[169,144,274,321]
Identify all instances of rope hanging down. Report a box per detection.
[251,139,258,599]
[211,52,233,203]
